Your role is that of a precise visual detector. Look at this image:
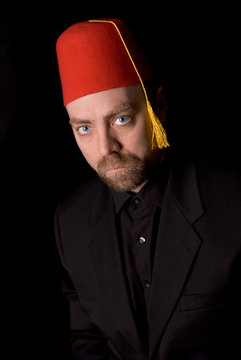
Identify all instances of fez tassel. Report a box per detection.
[147,100,169,149]
[89,19,170,150]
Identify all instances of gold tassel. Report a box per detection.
[147,100,169,149]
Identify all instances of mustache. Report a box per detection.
[97,153,139,172]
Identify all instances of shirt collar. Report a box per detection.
[112,169,168,214]
[112,190,132,214]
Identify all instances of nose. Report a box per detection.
[98,128,121,156]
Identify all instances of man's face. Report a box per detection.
[66,84,161,192]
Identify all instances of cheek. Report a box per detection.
[130,119,152,151]
[133,123,153,160]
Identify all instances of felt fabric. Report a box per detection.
[56,19,153,106]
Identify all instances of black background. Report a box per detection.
[1,1,241,358]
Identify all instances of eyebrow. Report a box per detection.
[69,102,138,126]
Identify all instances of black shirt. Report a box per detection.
[112,162,170,338]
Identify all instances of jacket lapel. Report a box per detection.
[149,159,205,359]
[88,183,147,358]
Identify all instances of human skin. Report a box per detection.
[66,84,166,193]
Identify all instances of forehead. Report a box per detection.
[66,84,145,120]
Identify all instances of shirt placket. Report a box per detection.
[131,197,153,301]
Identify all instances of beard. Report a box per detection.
[96,152,154,192]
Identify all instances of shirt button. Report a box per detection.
[133,197,141,206]
[138,236,146,244]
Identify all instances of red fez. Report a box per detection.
[56,18,153,106]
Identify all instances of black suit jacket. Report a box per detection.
[55,156,241,359]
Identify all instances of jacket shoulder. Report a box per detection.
[55,175,107,222]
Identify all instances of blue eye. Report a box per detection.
[78,125,90,135]
[115,116,128,125]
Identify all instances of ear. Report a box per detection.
[154,85,167,124]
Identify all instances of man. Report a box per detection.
[55,18,241,359]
